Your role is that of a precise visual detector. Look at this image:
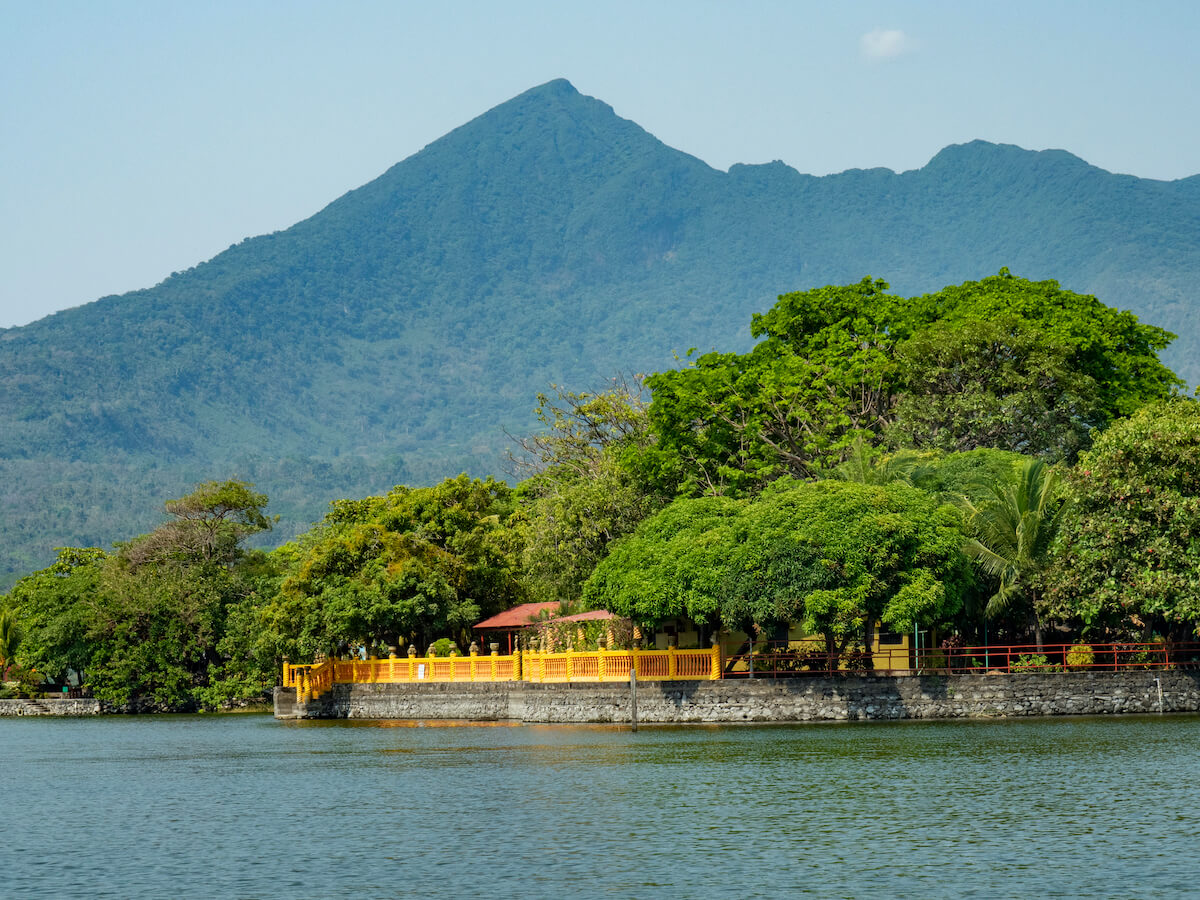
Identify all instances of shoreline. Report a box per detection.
[275,669,1200,723]
[0,698,273,717]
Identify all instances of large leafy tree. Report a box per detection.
[267,475,525,660]
[3,481,274,707]
[648,278,925,493]
[513,379,667,604]
[2,547,106,685]
[1044,400,1200,641]
[890,318,1099,460]
[585,479,970,662]
[647,272,1178,495]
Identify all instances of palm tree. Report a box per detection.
[959,459,1068,650]
[828,435,924,485]
[0,607,21,678]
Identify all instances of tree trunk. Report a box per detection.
[861,617,875,670]
[824,634,839,672]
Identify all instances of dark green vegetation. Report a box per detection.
[2,79,1199,585]
[5,272,1198,708]
[4,482,277,706]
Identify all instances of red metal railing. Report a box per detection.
[720,641,1200,677]
[914,641,1200,674]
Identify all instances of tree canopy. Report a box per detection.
[648,272,1179,496]
[585,479,971,657]
[262,475,525,660]
[4,481,276,707]
[1044,399,1200,640]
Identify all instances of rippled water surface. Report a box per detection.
[3,713,1199,898]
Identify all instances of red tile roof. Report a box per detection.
[546,610,619,624]
[474,602,562,630]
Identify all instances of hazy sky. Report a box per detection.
[3,1,1198,328]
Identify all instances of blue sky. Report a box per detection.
[3,1,1198,328]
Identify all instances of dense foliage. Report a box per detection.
[4,482,277,707]
[255,476,525,664]
[585,480,971,660]
[648,272,1177,495]
[511,379,667,605]
[3,80,1199,586]
[1044,400,1200,641]
[4,269,1197,705]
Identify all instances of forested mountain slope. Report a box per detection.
[2,78,1196,584]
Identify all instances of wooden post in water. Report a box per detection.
[630,667,638,733]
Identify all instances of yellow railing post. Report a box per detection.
[598,648,606,681]
[566,649,574,682]
[668,646,677,679]
[710,642,721,680]
[538,650,546,683]
[513,649,522,682]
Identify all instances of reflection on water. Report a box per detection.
[2,714,1199,898]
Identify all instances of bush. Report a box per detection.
[1066,643,1095,670]
[2,665,44,698]
[1011,653,1055,672]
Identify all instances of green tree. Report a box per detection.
[86,481,274,706]
[513,378,666,604]
[0,606,22,676]
[891,318,1100,460]
[958,459,1069,649]
[3,482,275,708]
[269,475,525,660]
[122,480,273,569]
[1044,399,1200,641]
[585,479,970,664]
[648,278,923,493]
[3,547,107,685]
[924,270,1180,423]
[647,272,1178,496]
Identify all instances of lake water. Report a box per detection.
[2,713,1198,898]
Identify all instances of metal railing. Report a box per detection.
[282,641,1200,700]
[911,641,1200,674]
[718,640,1200,677]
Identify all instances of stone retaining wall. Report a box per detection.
[275,669,1200,722]
[0,698,102,716]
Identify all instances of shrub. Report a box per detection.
[1011,653,1053,672]
[2,664,44,698]
[1066,643,1095,670]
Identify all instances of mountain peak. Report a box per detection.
[522,77,580,98]
[924,140,1090,172]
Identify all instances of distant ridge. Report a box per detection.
[1,78,1197,584]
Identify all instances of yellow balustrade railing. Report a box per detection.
[520,647,720,682]
[283,646,721,699]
